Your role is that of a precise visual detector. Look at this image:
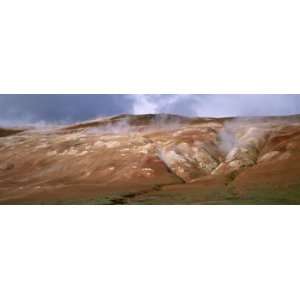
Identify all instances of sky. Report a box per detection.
[1,94,300,125]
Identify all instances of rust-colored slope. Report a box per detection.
[0,114,300,204]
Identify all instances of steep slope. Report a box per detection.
[0,114,300,204]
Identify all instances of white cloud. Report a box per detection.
[129,95,159,114]
[130,94,198,115]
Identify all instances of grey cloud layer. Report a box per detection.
[1,94,300,125]
[0,95,133,125]
[129,95,300,117]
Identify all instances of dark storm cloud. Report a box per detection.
[0,95,133,125]
[1,94,300,126]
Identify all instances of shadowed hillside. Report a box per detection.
[0,128,25,137]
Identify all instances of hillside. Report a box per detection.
[1,114,300,204]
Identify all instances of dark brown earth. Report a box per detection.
[1,114,300,204]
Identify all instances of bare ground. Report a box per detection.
[1,114,300,204]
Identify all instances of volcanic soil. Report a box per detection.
[1,114,300,204]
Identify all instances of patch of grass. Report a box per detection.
[240,185,300,204]
[129,187,239,205]
[127,183,300,205]
[89,195,128,205]
[47,184,300,205]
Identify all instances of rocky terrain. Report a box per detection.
[1,114,300,204]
